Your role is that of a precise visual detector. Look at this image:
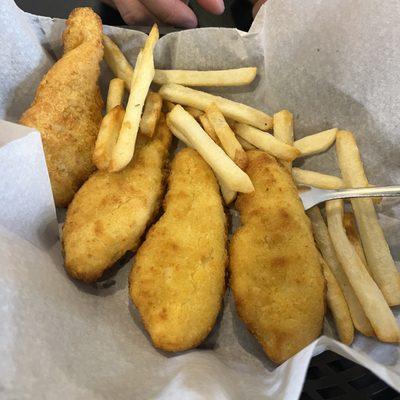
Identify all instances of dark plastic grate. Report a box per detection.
[301,351,400,400]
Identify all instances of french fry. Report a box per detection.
[307,207,374,336]
[294,128,337,157]
[199,114,220,144]
[93,105,125,171]
[163,101,175,112]
[220,184,237,205]
[102,34,134,89]
[205,103,248,169]
[273,110,294,170]
[153,67,257,86]
[139,91,163,138]
[236,135,255,150]
[198,116,244,205]
[319,254,354,345]
[159,83,273,131]
[102,36,256,89]
[336,130,400,306]
[168,121,190,146]
[106,78,125,113]
[168,121,237,204]
[167,105,254,193]
[292,168,344,189]
[326,200,399,343]
[234,123,299,161]
[130,50,143,85]
[109,25,159,172]
[184,106,203,119]
[292,168,381,205]
[343,212,369,268]
[225,117,236,130]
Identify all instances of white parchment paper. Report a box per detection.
[0,0,399,398]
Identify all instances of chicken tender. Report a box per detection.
[62,116,171,283]
[130,148,227,352]
[20,8,103,207]
[230,151,324,363]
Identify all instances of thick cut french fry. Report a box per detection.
[139,91,163,138]
[320,254,354,345]
[292,168,344,189]
[326,200,399,343]
[199,114,220,144]
[153,67,257,87]
[93,105,125,171]
[167,105,254,193]
[294,128,337,157]
[343,212,369,268]
[336,130,400,306]
[307,207,374,336]
[205,103,248,169]
[234,123,299,161]
[102,34,134,89]
[236,135,255,150]
[159,83,273,131]
[109,25,159,172]
[184,106,203,119]
[106,78,125,113]
[273,110,294,170]
[168,121,237,204]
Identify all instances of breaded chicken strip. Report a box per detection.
[130,148,227,352]
[230,151,324,363]
[62,116,171,283]
[20,8,103,207]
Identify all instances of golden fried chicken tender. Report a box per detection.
[230,151,325,363]
[130,148,227,352]
[20,8,103,207]
[62,116,172,283]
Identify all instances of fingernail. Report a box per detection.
[180,15,197,28]
[215,0,225,14]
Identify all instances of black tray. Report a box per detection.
[302,351,399,400]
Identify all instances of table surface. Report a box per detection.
[12,1,399,399]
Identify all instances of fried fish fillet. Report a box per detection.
[20,8,103,207]
[130,148,227,352]
[62,116,171,283]
[230,150,325,363]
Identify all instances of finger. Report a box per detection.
[140,0,197,28]
[252,0,267,17]
[113,0,157,25]
[196,0,225,14]
[101,0,117,9]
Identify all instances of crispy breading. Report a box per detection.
[230,150,325,364]
[130,148,227,352]
[62,116,171,283]
[20,8,103,207]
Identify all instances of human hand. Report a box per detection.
[251,0,267,17]
[103,0,225,28]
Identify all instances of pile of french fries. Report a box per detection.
[96,25,399,345]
